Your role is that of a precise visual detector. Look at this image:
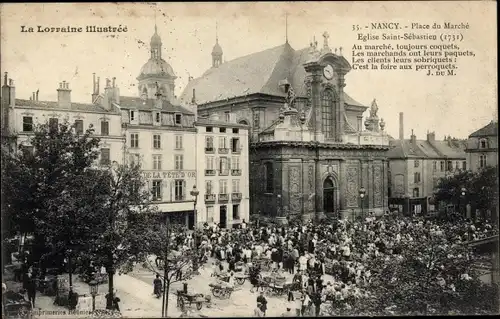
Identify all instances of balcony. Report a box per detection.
[231,148,241,154]
[205,194,216,203]
[218,193,229,202]
[231,169,242,176]
[218,148,229,154]
[231,192,242,201]
[219,170,229,176]
[205,147,215,154]
[205,169,216,176]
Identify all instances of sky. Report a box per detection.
[1,2,497,139]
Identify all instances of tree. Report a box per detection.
[345,233,498,315]
[81,162,158,309]
[1,120,101,269]
[139,221,199,318]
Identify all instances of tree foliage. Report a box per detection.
[434,167,498,217]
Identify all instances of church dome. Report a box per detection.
[139,58,175,78]
[212,41,223,55]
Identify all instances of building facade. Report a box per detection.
[1,73,124,165]
[180,33,390,222]
[465,120,498,172]
[195,115,250,228]
[388,113,467,214]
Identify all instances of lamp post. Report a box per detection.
[89,280,98,312]
[359,187,366,219]
[190,185,199,271]
[461,187,467,218]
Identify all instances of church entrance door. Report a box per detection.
[323,177,336,214]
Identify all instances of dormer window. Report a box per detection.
[479,138,488,149]
[175,113,182,125]
[130,110,137,123]
[154,112,161,125]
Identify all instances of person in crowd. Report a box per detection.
[257,291,268,316]
[254,302,264,317]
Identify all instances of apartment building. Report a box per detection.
[195,114,250,228]
[388,113,466,214]
[1,73,124,165]
[466,120,498,172]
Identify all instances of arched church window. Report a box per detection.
[321,89,334,138]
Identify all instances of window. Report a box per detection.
[414,160,419,168]
[129,153,140,166]
[153,134,161,149]
[220,127,226,133]
[232,179,240,193]
[101,121,109,136]
[413,187,420,198]
[154,112,161,124]
[357,117,362,131]
[480,139,488,149]
[206,127,213,133]
[175,155,183,170]
[49,118,58,130]
[253,112,260,129]
[174,180,185,201]
[321,89,334,138]
[206,156,215,170]
[22,116,33,132]
[205,136,214,150]
[152,180,162,201]
[440,161,444,172]
[462,161,467,170]
[175,114,182,125]
[225,112,230,122]
[152,155,162,170]
[231,157,240,170]
[130,133,139,148]
[175,135,183,149]
[447,160,453,171]
[231,138,240,152]
[206,180,213,194]
[100,148,110,165]
[479,154,487,168]
[264,162,274,193]
[219,136,227,149]
[219,180,228,194]
[232,128,239,134]
[432,161,437,171]
[219,157,229,175]
[74,120,84,134]
[232,204,240,220]
[455,161,460,170]
[414,172,421,183]
[130,110,136,122]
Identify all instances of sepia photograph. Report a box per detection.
[0,1,498,318]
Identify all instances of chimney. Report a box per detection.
[57,81,71,108]
[191,89,196,104]
[427,131,435,143]
[97,77,100,94]
[2,72,7,87]
[102,78,112,111]
[36,89,39,101]
[399,112,404,140]
[410,129,416,145]
[93,73,96,93]
[32,92,35,101]
[2,73,12,110]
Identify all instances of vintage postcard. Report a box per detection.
[1,2,498,318]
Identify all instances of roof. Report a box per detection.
[119,96,194,115]
[469,121,498,137]
[388,138,466,159]
[179,42,366,108]
[138,58,175,78]
[15,99,119,114]
[195,118,248,129]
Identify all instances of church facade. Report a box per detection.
[181,33,391,222]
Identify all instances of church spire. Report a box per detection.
[212,20,223,68]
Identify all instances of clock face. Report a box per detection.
[323,64,334,80]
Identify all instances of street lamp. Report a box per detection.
[461,187,467,218]
[190,185,200,271]
[359,187,366,218]
[89,280,98,312]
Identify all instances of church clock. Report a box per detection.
[323,64,334,80]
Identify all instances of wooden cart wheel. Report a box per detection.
[212,288,221,298]
[196,302,203,310]
[178,296,185,310]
